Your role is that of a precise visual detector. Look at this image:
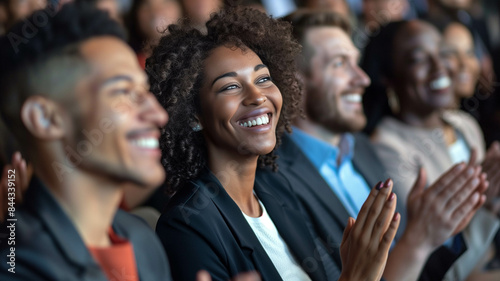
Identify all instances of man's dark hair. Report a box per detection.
[0,1,126,148]
[283,9,352,75]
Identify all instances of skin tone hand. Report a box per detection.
[383,159,488,281]
[196,270,261,281]
[0,151,30,223]
[339,179,400,281]
[481,142,500,216]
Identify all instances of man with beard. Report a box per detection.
[269,10,490,281]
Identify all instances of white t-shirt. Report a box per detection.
[242,199,312,281]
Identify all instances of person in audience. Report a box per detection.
[0,0,47,31]
[426,0,499,147]
[126,0,182,68]
[303,0,351,18]
[439,19,500,276]
[0,2,172,280]
[149,6,400,281]
[361,0,410,31]
[0,0,6,35]
[439,21,480,110]
[271,10,488,281]
[75,0,122,23]
[362,19,500,280]
[180,0,222,31]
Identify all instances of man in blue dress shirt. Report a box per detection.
[274,9,490,281]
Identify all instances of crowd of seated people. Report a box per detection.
[0,0,500,281]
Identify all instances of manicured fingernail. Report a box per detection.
[389,192,395,201]
[471,192,479,202]
[375,181,383,190]
[384,178,392,188]
[393,212,400,221]
[472,178,479,186]
[467,167,474,176]
[456,163,466,171]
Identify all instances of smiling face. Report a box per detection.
[304,26,371,133]
[72,36,168,187]
[437,0,472,10]
[137,0,181,40]
[441,22,479,99]
[198,45,282,160]
[390,21,453,114]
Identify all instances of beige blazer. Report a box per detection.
[372,110,499,281]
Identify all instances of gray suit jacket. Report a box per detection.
[0,177,171,281]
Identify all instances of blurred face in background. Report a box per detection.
[308,0,351,18]
[303,26,371,133]
[5,0,47,29]
[96,0,121,23]
[182,0,221,26]
[437,0,472,10]
[441,22,479,100]
[0,3,6,34]
[390,21,453,114]
[363,0,408,27]
[138,0,181,41]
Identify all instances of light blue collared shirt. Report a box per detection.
[289,127,371,218]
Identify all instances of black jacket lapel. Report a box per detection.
[198,172,284,281]
[255,176,328,281]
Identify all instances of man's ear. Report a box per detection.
[21,96,65,140]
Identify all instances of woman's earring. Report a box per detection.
[387,88,400,115]
[192,123,203,132]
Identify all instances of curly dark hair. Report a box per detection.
[147,6,302,195]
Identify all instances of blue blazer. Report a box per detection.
[156,169,332,281]
[0,177,171,281]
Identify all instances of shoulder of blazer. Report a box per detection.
[160,173,225,232]
[275,133,303,164]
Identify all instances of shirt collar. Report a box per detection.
[289,126,355,169]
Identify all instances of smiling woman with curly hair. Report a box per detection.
[147,6,302,195]
[148,6,400,281]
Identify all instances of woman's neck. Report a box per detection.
[207,148,262,217]
[396,109,445,129]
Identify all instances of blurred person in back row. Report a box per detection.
[0,0,47,31]
[126,0,182,69]
[150,5,401,281]
[363,19,500,280]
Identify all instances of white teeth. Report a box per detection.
[430,76,451,90]
[343,94,362,103]
[239,114,270,128]
[131,138,159,149]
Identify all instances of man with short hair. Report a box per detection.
[0,2,171,280]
